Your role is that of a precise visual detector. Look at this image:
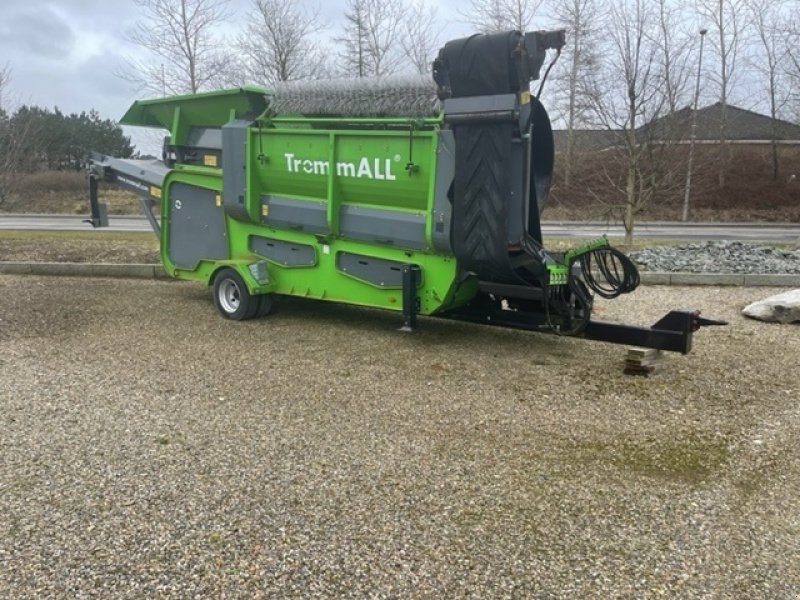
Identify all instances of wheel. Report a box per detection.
[212,268,259,320]
[255,293,276,317]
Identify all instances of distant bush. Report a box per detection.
[548,145,800,221]
[15,170,85,195]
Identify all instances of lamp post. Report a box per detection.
[682,28,708,222]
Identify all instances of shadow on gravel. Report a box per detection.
[263,295,573,356]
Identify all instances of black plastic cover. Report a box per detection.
[433,31,527,99]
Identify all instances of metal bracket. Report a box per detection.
[84,175,108,228]
[138,195,161,238]
[583,309,727,354]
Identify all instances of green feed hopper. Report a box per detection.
[88,30,724,353]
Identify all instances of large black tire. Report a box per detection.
[212,268,259,320]
[450,123,514,281]
[255,293,276,317]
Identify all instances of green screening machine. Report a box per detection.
[88,30,724,353]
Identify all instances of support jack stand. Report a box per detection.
[400,264,421,332]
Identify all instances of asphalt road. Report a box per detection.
[1,213,799,242]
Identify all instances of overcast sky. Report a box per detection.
[0,0,469,118]
[0,0,477,151]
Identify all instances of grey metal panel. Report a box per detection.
[249,235,316,267]
[443,94,517,123]
[337,252,420,289]
[339,204,427,250]
[221,120,250,221]
[431,130,454,254]
[167,183,229,270]
[262,195,329,234]
[91,155,169,189]
[186,127,223,150]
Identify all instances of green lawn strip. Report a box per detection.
[0,230,157,243]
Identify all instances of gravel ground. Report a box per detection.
[630,241,800,274]
[1,276,799,598]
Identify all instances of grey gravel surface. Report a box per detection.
[1,276,799,598]
[630,240,800,274]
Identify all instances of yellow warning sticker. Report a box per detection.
[204,154,218,167]
[150,186,161,199]
[215,194,222,207]
[261,204,269,216]
[519,91,531,105]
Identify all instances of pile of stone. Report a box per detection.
[629,241,800,274]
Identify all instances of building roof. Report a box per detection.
[639,102,800,142]
[552,129,622,151]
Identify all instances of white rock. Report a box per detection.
[742,289,800,324]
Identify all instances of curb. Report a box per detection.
[1,262,799,287]
[638,272,800,286]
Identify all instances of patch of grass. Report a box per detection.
[569,434,730,483]
[544,237,693,253]
[0,230,156,243]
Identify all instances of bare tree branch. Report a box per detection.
[336,0,405,77]
[655,0,694,114]
[695,0,749,187]
[236,0,327,86]
[551,0,601,185]
[747,0,792,179]
[119,0,232,96]
[459,0,545,34]
[0,63,11,113]
[583,0,670,243]
[402,0,441,75]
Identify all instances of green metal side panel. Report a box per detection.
[252,128,431,211]
[120,86,268,145]
[158,174,473,315]
[154,117,477,316]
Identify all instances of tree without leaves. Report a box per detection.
[651,0,697,209]
[0,63,11,114]
[337,0,404,77]
[584,0,674,244]
[551,0,601,186]
[656,0,694,115]
[786,14,800,122]
[402,0,441,76]
[0,66,33,204]
[121,0,232,95]
[460,0,544,34]
[695,0,748,188]
[748,0,791,180]
[338,0,368,77]
[236,0,327,85]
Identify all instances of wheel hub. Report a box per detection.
[218,279,240,313]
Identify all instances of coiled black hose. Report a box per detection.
[573,246,640,299]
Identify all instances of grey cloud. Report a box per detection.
[77,51,133,98]
[0,7,76,58]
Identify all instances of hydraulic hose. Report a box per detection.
[572,245,640,299]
